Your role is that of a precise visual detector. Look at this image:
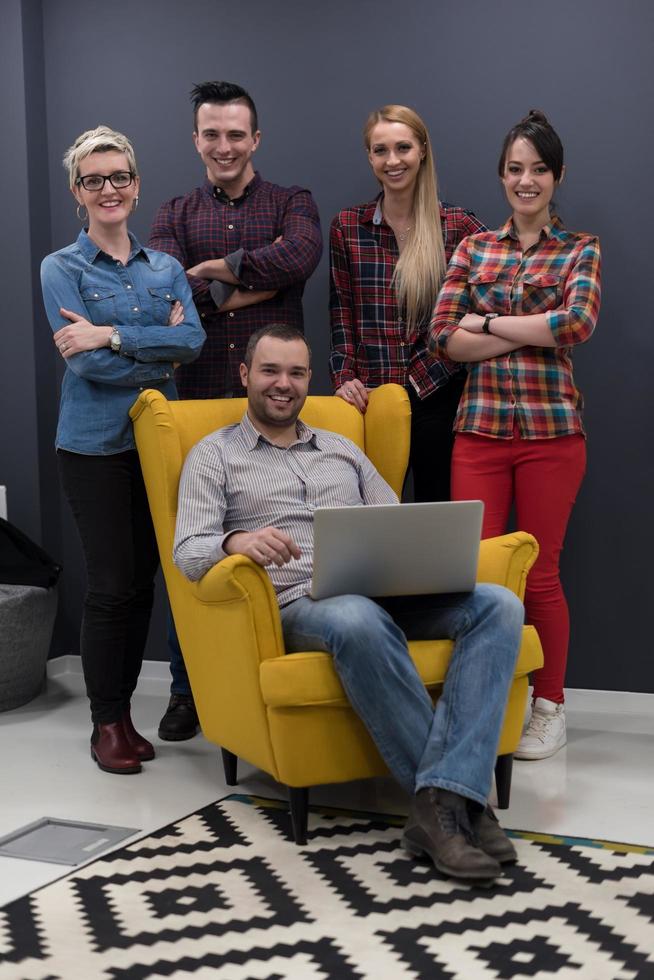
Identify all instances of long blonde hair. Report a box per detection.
[364,105,446,336]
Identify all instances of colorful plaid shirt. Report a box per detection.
[329,197,485,398]
[149,173,322,399]
[429,216,601,439]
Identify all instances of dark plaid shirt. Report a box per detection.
[429,216,601,438]
[150,173,322,398]
[329,197,485,398]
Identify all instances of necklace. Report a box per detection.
[382,207,412,242]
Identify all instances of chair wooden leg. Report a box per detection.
[495,753,513,809]
[288,786,309,844]
[221,748,238,786]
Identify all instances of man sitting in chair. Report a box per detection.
[173,323,524,883]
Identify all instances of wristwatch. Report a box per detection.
[110,329,122,353]
[482,314,499,334]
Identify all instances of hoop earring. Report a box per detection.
[76,204,88,222]
[132,196,139,212]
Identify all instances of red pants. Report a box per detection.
[451,430,586,702]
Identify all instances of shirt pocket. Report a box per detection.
[468,270,508,313]
[521,272,562,314]
[147,286,176,325]
[80,285,117,325]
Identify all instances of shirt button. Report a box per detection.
[229,201,234,206]
[133,306,139,312]
[228,311,234,317]
[228,224,234,230]
[165,294,171,300]
[229,343,235,349]
[248,285,254,290]
[93,293,99,298]
[164,373,170,379]
[126,284,132,290]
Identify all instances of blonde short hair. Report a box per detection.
[63,125,138,190]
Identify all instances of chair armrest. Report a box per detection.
[476,532,539,601]
[191,554,285,661]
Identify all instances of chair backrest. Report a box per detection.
[130,384,410,599]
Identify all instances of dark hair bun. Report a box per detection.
[524,109,550,126]
[498,109,564,181]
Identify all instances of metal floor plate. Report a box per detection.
[0,817,139,865]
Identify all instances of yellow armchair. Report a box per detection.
[130,384,543,842]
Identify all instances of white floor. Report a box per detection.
[1,659,653,908]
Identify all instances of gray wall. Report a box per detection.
[3,0,653,692]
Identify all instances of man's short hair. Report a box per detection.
[244,324,311,368]
[190,81,258,133]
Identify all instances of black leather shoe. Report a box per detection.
[469,805,517,864]
[402,788,501,882]
[157,694,199,741]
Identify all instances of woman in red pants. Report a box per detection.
[429,110,601,759]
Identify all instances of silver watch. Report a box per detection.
[110,329,122,353]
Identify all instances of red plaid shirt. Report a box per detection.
[329,197,485,398]
[429,216,601,438]
[149,173,322,398]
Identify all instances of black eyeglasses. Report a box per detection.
[75,171,135,192]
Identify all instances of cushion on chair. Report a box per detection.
[260,625,542,709]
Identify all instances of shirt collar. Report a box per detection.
[76,228,149,264]
[360,195,383,227]
[239,411,318,450]
[497,213,563,243]
[205,170,262,205]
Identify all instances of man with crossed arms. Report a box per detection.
[173,323,524,883]
[150,82,322,739]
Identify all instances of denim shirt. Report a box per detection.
[41,230,206,454]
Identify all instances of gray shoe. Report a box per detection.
[469,806,517,864]
[402,788,502,882]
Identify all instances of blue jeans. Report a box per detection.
[280,585,524,807]
[167,608,193,696]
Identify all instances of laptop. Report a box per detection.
[310,500,484,600]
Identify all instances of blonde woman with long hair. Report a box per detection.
[329,105,484,500]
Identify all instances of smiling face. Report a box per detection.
[501,137,559,228]
[73,150,139,234]
[240,336,311,441]
[193,101,260,198]
[367,120,425,197]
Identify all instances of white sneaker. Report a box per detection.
[515,698,566,760]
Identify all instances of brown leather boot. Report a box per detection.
[90,721,142,774]
[469,805,517,864]
[402,788,501,882]
[121,708,155,761]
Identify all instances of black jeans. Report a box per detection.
[57,449,160,724]
[408,372,467,502]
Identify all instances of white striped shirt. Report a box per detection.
[173,412,398,605]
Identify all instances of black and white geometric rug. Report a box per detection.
[1,794,653,979]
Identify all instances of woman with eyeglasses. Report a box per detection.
[430,110,601,760]
[40,126,205,774]
[329,104,485,501]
